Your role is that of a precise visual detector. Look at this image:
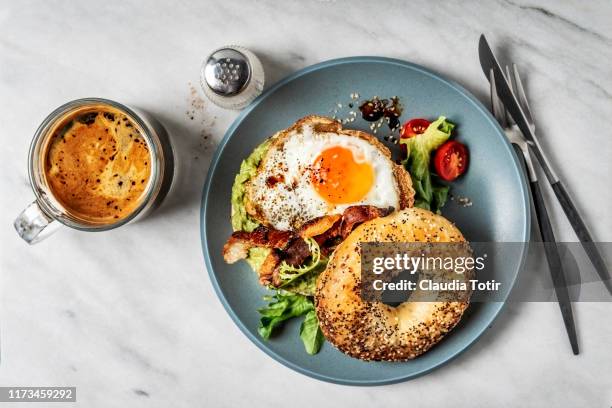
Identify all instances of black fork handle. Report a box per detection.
[531,179,579,355]
[551,181,612,296]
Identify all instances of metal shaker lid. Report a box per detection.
[202,48,251,96]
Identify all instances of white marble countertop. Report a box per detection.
[1,1,611,406]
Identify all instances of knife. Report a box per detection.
[478,34,612,296]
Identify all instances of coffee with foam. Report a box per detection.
[43,106,151,223]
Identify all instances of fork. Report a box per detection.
[490,66,579,355]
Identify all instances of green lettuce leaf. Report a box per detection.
[431,182,450,214]
[278,238,327,290]
[299,310,325,355]
[280,269,321,297]
[257,292,325,354]
[257,292,314,340]
[400,116,454,214]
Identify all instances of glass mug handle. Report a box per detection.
[14,201,56,244]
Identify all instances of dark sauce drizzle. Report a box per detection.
[358,96,403,130]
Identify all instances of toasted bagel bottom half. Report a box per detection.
[315,208,474,361]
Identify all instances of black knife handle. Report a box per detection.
[531,180,579,355]
[551,181,612,296]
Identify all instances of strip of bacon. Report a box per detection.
[298,214,341,238]
[258,250,281,286]
[339,206,394,238]
[222,225,294,264]
[283,237,311,266]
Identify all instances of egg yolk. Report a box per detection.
[311,146,374,204]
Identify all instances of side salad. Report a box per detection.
[400,116,469,213]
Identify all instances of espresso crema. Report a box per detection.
[44,106,151,223]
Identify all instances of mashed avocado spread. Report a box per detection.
[231,139,273,271]
[231,139,271,232]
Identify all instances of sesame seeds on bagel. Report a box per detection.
[315,207,474,361]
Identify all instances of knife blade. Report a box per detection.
[478,34,612,296]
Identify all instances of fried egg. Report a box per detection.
[246,116,411,231]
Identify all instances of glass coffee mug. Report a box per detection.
[14,98,174,244]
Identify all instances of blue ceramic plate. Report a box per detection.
[201,57,530,385]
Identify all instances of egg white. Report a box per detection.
[248,123,400,231]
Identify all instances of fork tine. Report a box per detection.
[505,65,513,89]
[504,65,516,126]
[512,64,535,127]
[490,68,507,128]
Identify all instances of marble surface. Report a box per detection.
[1,0,611,406]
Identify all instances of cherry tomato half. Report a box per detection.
[433,140,469,181]
[400,118,431,139]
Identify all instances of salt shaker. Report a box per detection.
[200,46,265,110]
